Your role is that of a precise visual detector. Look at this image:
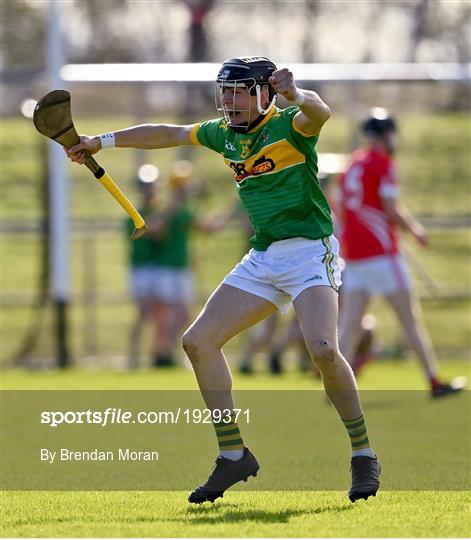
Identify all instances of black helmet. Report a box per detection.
[362,107,397,135]
[217,56,277,98]
[216,56,278,131]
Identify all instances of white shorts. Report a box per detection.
[223,236,342,314]
[342,254,411,296]
[130,266,195,304]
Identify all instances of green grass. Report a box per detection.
[2,491,469,538]
[2,112,470,537]
[2,359,470,390]
[2,365,470,537]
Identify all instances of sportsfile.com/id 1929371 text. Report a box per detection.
[40,408,251,428]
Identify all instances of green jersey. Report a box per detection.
[125,206,159,267]
[126,206,195,269]
[150,206,195,268]
[190,106,333,250]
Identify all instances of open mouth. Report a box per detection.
[227,111,242,122]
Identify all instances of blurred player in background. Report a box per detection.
[67,56,381,505]
[262,169,377,377]
[125,163,192,368]
[338,108,467,398]
[127,160,220,368]
[146,160,199,368]
[125,164,164,369]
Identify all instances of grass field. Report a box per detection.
[1,112,470,537]
[3,491,469,538]
[2,364,470,538]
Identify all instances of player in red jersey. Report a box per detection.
[338,108,466,398]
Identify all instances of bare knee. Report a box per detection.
[182,326,219,363]
[181,328,200,359]
[307,338,339,370]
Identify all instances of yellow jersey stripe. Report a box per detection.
[247,105,277,133]
[189,123,202,145]
[292,114,319,137]
[223,138,305,176]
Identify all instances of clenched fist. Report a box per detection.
[65,135,101,164]
[269,68,298,102]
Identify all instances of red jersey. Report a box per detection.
[339,148,399,260]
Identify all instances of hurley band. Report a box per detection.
[99,132,116,148]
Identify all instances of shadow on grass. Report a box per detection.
[184,502,353,525]
[4,498,353,531]
[8,516,79,528]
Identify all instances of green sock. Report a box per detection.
[213,416,244,461]
[342,414,375,457]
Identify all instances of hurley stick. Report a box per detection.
[33,90,147,240]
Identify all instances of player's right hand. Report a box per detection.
[65,135,101,164]
[269,68,298,102]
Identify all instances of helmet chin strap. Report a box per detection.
[255,84,277,115]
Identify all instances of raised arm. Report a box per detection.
[66,124,196,164]
[269,68,331,136]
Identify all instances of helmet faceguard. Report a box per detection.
[215,79,276,131]
[215,57,277,133]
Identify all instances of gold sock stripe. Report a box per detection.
[213,414,239,428]
[214,420,236,429]
[218,438,244,448]
[351,432,369,442]
[215,424,239,434]
[214,418,244,451]
[215,427,240,437]
[217,433,244,442]
[342,414,371,450]
[350,435,368,445]
[342,415,364,424]
[218,442,245,450]
[345,418,365,430]
[348,426,366,439]
[352,437,370,449]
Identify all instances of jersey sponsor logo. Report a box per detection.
[251,155,275,175]
[229,162,250,182]
[229,155,275,182]
[225,138,305,183]
[225,140,236,152]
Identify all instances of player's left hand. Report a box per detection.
[269,68,298,102]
